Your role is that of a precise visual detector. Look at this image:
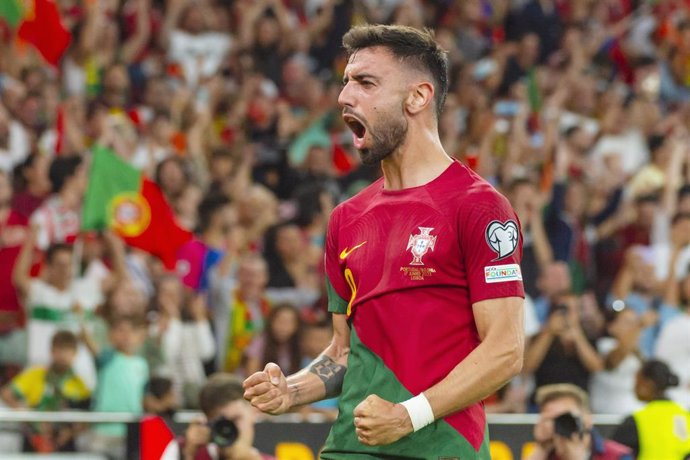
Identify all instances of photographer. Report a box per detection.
[526,384,632,460]
[180,373,273,460]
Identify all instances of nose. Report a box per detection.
[338,82,353,108]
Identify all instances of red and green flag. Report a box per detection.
[82,146,192,270]
[0,0,72,67]
[0,0,23,28]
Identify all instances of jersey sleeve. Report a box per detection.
[459,189,525,305]
[324,206,349,315]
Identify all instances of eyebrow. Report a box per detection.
[342,73,380,85]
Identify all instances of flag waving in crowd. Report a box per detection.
[82,146,191,270]
[0,0,71,66]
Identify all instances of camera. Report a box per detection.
[553,412,584,438]
[210,417,239,447]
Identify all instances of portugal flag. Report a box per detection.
[0,0,72,67]
[82,146,192,270]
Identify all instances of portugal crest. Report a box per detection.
[407,227,437,266]
[108,192,151,237]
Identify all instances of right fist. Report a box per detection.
[243,363,291,415]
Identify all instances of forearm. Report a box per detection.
[286,344,348,408]
[424,329,523,419]
[573,332,604,372]
[605,345,634,370]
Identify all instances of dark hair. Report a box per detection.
[51,330,78,350]
[640,359,679,393]
[342,24,449,118]
[13,151,42,191]
[49,155,83,194]
[198,373,245,417]
[506,177,535,194]
[671,212,690,226]
[196,193,232,234]
[263,303,303,375]
[647,134,666,154]
[678,184,690,201]
[148,376,173,399]
[45,243,73,264]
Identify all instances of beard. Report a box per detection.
[357,110,408,166]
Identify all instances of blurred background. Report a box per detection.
[0,0,690,458]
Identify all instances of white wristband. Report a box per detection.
[400,393,435,432]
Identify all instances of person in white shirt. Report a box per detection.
[655,271,690,409]
[590,307,644,415]
[13,232,102,390]
[151,276,215,408]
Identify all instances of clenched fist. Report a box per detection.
[243,363,291,415]
[353,394,414,446]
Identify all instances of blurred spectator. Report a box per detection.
[0,330,89,453]
[177,193,237,292]
[612,359,690,459]
[150,276,215,408]
[0,170,29,379]
[589,307,644,415]
[10,153,50,219]
[263,221,320,307]
[13,230,102,390]
[31,155,86,250]
[212,254,271,375]
[245,303,303,376]
[524,294,604,403]
[81,314,149,460]
[526,383,632,460]
[143,376,178,419]
[610,244,679,358]
[0,98,30,173]
[655,270,690,409]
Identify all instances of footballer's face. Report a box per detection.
[338,47,408,165]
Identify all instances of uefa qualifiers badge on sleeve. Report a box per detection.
[484,264,522,284]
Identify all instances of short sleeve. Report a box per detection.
[11,367,42,406]
[459,189,525,305]
[325,207,349,315]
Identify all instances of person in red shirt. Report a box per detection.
[0,170,30,377]
[244,24,524,459]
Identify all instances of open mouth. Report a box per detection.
[343,114,367,140]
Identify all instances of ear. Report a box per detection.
[405,81,435,115]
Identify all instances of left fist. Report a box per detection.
[353,394,414,446]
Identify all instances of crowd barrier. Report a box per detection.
[0,411,624,459]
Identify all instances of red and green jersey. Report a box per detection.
[322,161,524,459]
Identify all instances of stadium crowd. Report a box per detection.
[1,0,690,457]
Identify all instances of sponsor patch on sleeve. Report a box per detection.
[484,264,522,283]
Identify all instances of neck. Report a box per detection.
[59,188,81,210]
[380,126,452,190]
[27,181,49,196]
[202,229,225,250]
[0,204,9,222]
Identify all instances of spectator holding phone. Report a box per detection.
[524,294,604,403]
[526,383,632,460]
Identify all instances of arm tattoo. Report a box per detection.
[309,355,347,398]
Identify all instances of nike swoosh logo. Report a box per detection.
[339,241,367,260]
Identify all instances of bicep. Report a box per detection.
[472,297,525,345]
